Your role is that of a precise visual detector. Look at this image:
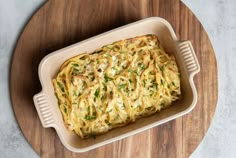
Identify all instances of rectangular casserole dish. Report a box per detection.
[33,17,200,152]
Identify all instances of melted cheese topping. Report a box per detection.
[52,34,181,138]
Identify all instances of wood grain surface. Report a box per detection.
[10,0,218,158]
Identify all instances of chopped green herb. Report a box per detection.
[94,88,100,98]
[119,51,125,54]
[85,115,96,120]
[99,106,103,111]
[149,90,154,96]
[143,80,146,87]
[160,64,167,71]
[139,49,143,53]
[82,81,86,88]
[87,106,90,112]
[103,83,107,91]
[128,69,138,75]
[119,83,127,90]
[64,108,67,114]
[72,63,79,67]
[57,81,64,92]
[160,66,164,71]
[128,79,132,83]
[161,80,165,86]
[73,68,80,72]
[128,69,133,73]
[54,92,59,100]
[104,74,113,82]
[73,90,77,96]
[91,76,95,81]
[54,93,60,105]
[138,63,145,70]
[171,82,175,86]
[124,88,130,94]
[122,65,126,69]
[106,54,112,57]
[153,83,158,90]
[104,46,112,49]
[72,102,77,104]
[88,72,94,75]
[107,109,112,113]
[112,67,118,71]
[133,70,138,75]
[80,56,86,60]
[92,111,96,116]
[88,60,93,64]
[122,104,126,109]
[149,71,154,75]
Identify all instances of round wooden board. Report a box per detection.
[10,0,218,158]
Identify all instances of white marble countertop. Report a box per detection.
[0,0,235,157]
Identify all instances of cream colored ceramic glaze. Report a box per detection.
[33,17,200,153]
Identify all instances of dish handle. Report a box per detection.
[178,41,200,78]
[33,91,55,128]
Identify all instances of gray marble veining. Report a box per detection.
[0,0,235,157]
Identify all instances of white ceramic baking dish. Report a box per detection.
[33,17,200,152]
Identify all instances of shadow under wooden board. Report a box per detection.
[10,0,218,158]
